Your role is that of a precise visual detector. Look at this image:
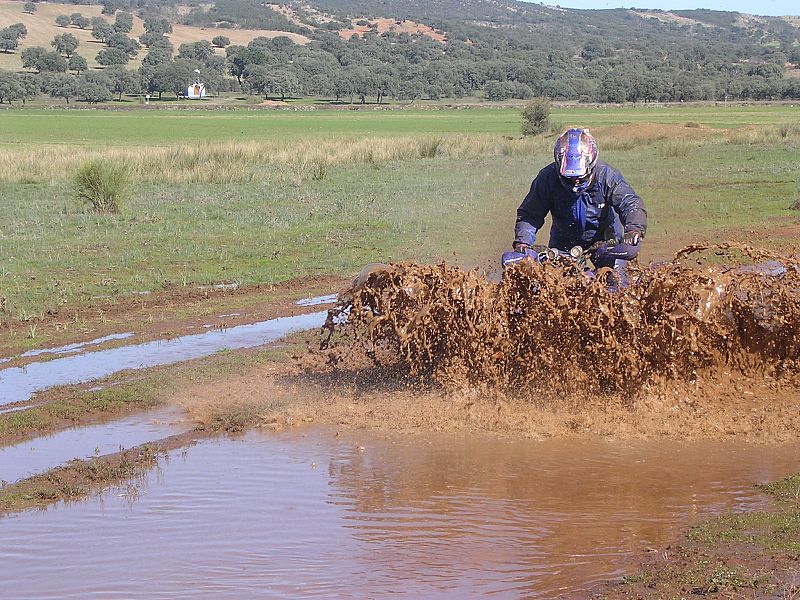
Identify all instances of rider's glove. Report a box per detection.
[512,241,530,253]
[621,230,642,246]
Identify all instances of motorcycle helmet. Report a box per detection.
[554,128,598,193]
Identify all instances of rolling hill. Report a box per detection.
[0,0,798,103]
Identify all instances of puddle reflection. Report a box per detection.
[1,428,797,598]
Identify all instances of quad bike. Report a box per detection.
[499,238,647,293]
[501,238,638,270]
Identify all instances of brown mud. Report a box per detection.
[162,241,800,444]
[5,240,761,443]
[169,355,800,444]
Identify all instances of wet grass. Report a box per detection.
[688,473,800,553]
[761,474,800,503]
[600,472,800,598]
[0,378,166,442]
[0,441,166,516]
[0,331,312,444]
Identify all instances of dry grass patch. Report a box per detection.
[0,134,547,184]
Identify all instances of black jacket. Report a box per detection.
[515,160,647,250]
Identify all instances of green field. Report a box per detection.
[1,104,799,337]
[2,105,800,147]
[0,107,522,146]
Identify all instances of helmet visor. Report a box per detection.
[559,129,591,178]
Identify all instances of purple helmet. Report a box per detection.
[554,128,598,192]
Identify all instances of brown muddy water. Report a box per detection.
[328,245,800,395]
[1,427,797,599]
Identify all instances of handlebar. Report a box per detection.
[502,238,627,269]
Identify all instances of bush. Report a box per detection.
[211,35,230,48]
[74,160,130,214]
[521,98,551,136]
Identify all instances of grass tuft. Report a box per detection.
[659,139,692,157]
[74,160,130,214]
[417,137,443,159]
[760,474,800,503]
[310,156,329,181]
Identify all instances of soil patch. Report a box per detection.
[167,354,800,444]
[595,122,719,142]
[339,17,446,42]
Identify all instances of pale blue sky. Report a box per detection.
[534,1,798,16]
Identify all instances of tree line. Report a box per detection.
[1,0,800,104]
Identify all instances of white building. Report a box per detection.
[186,69,206,99]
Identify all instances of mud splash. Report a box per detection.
[324,244,800,396]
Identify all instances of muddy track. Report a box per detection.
[0,275,350,359]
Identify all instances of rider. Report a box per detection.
[513,128,647,270]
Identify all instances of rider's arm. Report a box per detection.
[607,169,647,237]
[515,172,552,247]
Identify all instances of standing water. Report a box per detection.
[0,311,326,406]
[1,427,797,598]
[0,406,189,484]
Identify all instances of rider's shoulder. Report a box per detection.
[593,160,617,176]
[537,162,559,177]
[593,160,626,184]
[534,162,559,185]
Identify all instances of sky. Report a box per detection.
[535,1,798,16]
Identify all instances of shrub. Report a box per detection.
[417,137,442,158]
[74,160,130,214]
[521,98,550,136]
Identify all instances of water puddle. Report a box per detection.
[20,332,135,358]
[0,406,189,484]
[295,293,338,307]
[1,428,797,598]
[0,311,326,407]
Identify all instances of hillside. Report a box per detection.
[0,0,798,103]
[0,0,309,71]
